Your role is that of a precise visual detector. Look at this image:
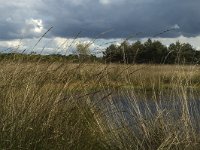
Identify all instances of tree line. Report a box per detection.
[103,39,200,64]
[0,43,99,63]
[0,40,199,64]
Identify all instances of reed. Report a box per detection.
[0,60,199,149]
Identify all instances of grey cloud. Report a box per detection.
[0,0,200,40]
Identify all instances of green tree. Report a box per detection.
[130,41,144,63]
[168,41,197,64]
[103,39,199,64]
[103,44,123,63]
[140,39,167,63]
[76,43,91,59]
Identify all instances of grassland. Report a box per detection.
[0,60,200,149]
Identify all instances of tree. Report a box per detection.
[130,41,144,63]
[103,44,123,63]
[76,43,91,59]
[168,41,197,64]
[118,41,131,63]
[140,39,167,63]
[151,40,168,63]
[102,39,199,64]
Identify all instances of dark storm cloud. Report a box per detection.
[0,0,200,40]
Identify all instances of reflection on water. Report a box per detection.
[89,90,200,134]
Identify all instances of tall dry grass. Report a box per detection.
[0,60,199,149]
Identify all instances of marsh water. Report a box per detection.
[89,90,200,134]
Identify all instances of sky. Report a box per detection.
[0,0,200,55]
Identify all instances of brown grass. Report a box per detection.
[0,61,199,149]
